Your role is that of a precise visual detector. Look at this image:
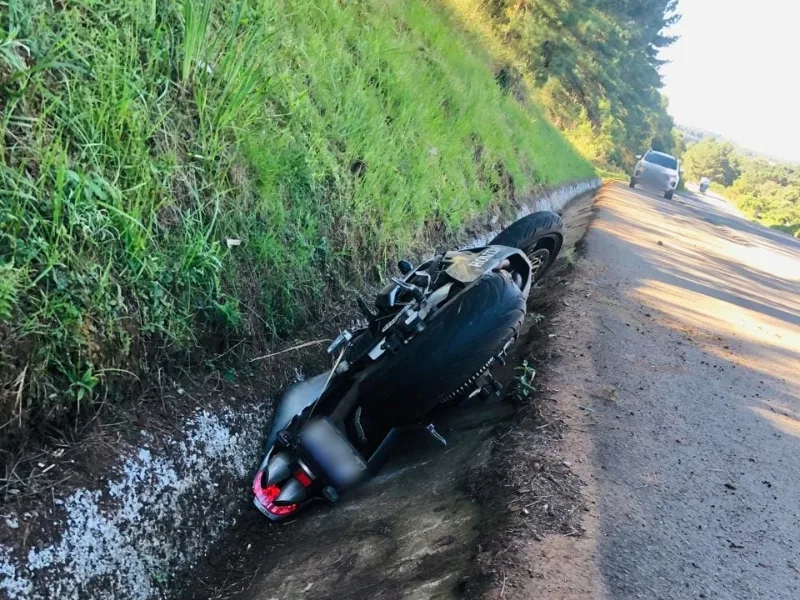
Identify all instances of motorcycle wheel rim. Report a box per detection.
[526,248,550,281]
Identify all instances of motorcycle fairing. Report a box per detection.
[443,245,531,295]
[264,370,331,450]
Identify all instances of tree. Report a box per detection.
[682,138,740,185]
[728,157,800,233]
[485,0,681,165]
[671,129,687,159]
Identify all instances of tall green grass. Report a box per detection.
[0,0,593,442]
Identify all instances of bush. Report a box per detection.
[725,158,800,236]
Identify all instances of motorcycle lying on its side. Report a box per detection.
[252,211,565,520]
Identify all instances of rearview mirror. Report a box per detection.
[398,260,414,275]
[635,154,642,160]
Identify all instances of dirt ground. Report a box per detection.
[477,182,800,600]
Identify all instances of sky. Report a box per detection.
[660,0,800,162]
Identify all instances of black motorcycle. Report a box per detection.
[252,211,564,519]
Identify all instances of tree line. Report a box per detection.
[682,138,800,237]
[479,0,799,237]
[484,0,680,165]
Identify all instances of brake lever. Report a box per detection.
[356,296,378,325]
[391,277,424,302]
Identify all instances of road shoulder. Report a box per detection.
[464,189,607,599]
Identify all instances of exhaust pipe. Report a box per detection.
[266,452,291,485]
[275,477,308,505]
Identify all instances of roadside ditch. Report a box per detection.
[176,187,600,600]
[0,179,600,599]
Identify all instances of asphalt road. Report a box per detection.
[568,182,800,599]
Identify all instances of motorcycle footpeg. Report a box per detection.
[487,373,503,395]
[478,386,493,402]
[425,423,447,446]
[322,485,339,503]
[327,330,353,355]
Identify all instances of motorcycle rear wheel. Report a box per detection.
[356,270,525,434]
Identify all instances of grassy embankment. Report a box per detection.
[0,0,593,446]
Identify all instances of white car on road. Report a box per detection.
[629,150,680,199]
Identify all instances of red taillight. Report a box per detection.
[295,470,312,488]
[269,504,297,516]
[253,472,298,517]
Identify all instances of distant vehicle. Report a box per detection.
[629,150,681,199]
[699,177,711,194]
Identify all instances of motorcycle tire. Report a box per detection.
[489,211,564,282]
[357,270,525,431]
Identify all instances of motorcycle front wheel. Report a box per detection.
[489,211,564,282]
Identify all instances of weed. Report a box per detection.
[561,248,580,270]
[0,262,24,321]
[596,385,619,403]
[150,570,168,585]
[63,366,100,419]
[181,0,214,84]
[514,360,537,400]
[528,312,546,325]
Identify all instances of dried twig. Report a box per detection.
[249,339,332,363]
[15,364,28,427]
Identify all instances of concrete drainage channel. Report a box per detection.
[0,179,600,600]
[186,402,518,600]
